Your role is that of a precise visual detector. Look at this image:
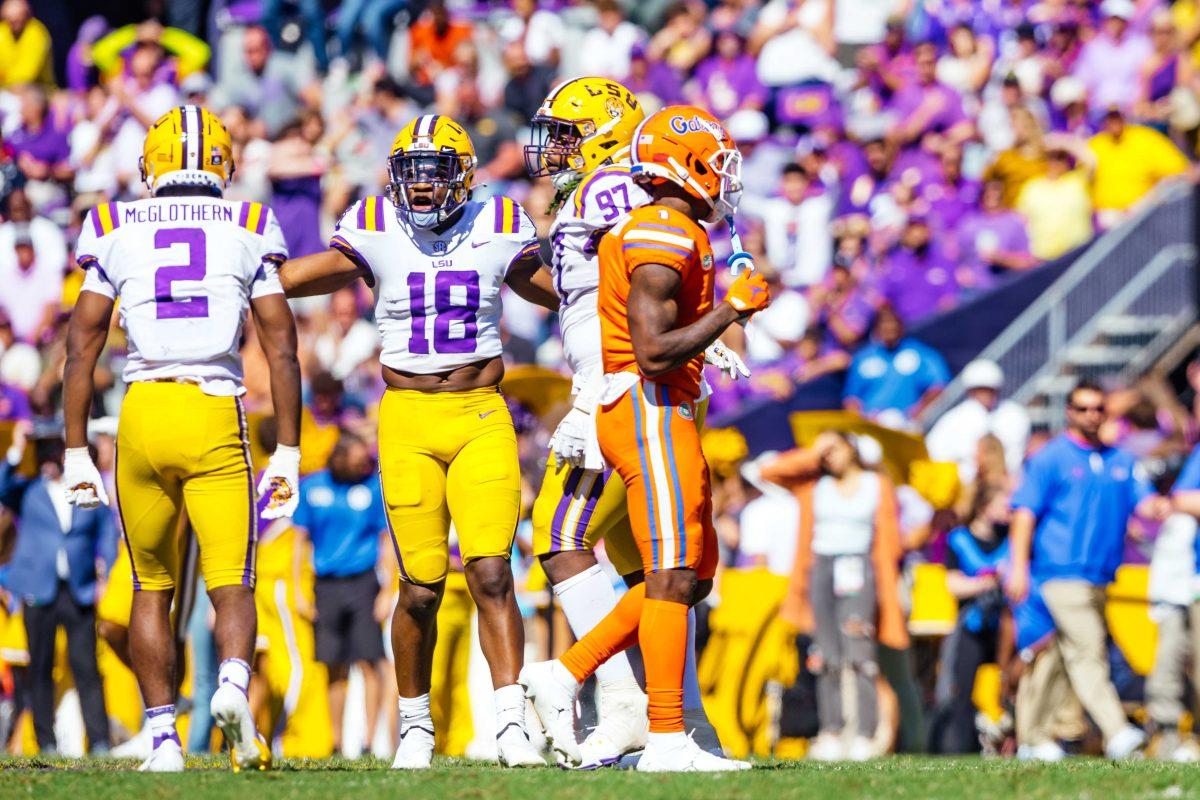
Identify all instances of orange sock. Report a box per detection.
[559,582,645,682]
[639,598,688,733]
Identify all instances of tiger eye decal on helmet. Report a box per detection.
[140,105,235,195]
[525,76,646,190]
[386,114,478,229]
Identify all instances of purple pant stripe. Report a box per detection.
[572,471,607,549]
[236,398,257,587]
[379,469,412,582]
[549,469,584,551]
[113,445,141,591]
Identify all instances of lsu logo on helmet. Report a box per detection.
[525,76,646,190]
[140,105,234,195]
[386,114,477,229]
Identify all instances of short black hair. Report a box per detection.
[1067,379,1104,406]
[782,162,808,178]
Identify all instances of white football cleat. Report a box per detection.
[497,724,546,767]
[211,683,271,772]
[1105,726,1146,760]
[1016,741,1067,762]
[113,725,153,759]
[845,735,874,762]
[637,732,751,772]
[807,733,845,761]
[138,739,184,772]
[391,724,435,769]
[579,679,648,769]
[518,660,582,767]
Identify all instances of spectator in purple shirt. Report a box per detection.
[624,44,684,111]
[889,41,976,150]
[8,85,71,187]
[876,211,962,324]
[920,142,981,232]
[856,18,915,106]
[1071,0,1152,114]
[956,179,1037,290]
[686,28,766,119]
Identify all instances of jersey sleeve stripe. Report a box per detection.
[623,229,694,250]
[622,242,693,259]
[241,202,265,235]
[372,196,384,231]
[505,240,541,273]
[238,201,251,229]
[330,235,376,287]
[638,222,689,235]
[95,203,119,235]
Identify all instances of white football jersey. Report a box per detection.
[550,162,650,385]
[75,197,287,396]
[332,194,539,374]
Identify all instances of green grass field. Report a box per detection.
[0,756,1197,800]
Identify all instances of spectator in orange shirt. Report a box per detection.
[409,0,474,99]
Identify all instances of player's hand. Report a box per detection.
[724,270,771,317]
[257,445,301,519]
[704,340,751,381]
[549,408,590,468]
[64,447,110,508]
[1004,568,1029,605]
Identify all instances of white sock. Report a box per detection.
[682,608,704,711]
[218,658,252,695]
[553,564,636,686]
[493,683,527,739]
[398,694,433,738]
[146,704,180,749]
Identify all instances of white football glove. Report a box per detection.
[704,340,751,381]
[549,408,590,468]
[257,444,301,520]
[64,447,110,508]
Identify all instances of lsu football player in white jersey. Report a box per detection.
[523,77,747,767]
[279,114,558,769]
[62,106,303,773]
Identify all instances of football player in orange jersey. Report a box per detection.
[520,106,771,772]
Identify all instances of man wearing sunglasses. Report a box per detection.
[1005,380,1170,759]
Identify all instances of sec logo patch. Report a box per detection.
[678,402,694,420]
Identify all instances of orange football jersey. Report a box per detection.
[597,204,715,399]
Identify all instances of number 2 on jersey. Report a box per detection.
[154,228,209,319]
[406,270,480,354]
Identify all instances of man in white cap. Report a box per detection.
[925,359,1031,483]
[1071,0,1151,114]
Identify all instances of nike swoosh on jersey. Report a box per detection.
[479,410,496,419]
[471,240,489,248]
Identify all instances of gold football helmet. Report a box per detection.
[386,114,477,228]
[140,105,234,195]
[525,76,645,191]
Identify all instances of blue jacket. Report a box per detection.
[1011,434,1149,586]
[0,458,117,607]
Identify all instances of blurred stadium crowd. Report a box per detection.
[3,0,1200,764]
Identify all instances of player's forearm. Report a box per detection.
[279,250,363,298]
[633,303,741,378]
[1174,489,1200,517]
[267,354,302,449]
[1008,508,1035,574]
[63,303,112,449]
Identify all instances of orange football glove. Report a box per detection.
[724,270,771,316]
